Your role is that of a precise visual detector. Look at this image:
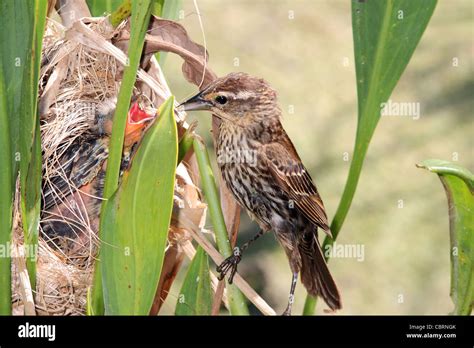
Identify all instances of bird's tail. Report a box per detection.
[299,232,342,311]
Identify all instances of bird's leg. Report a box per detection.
[282,272,298,316]
[216,229,265,284]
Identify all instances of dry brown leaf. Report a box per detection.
[149,243,184,315]
[146,17,216,87]
[113,17,216,87]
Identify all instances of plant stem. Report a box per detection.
[303,137,369,315]
[193,139,249,315]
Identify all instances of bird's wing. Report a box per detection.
[42,137,109,212]
[260,140,332,236]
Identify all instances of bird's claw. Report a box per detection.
[216,247,242,284]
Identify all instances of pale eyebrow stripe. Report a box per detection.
[217,91,253,100]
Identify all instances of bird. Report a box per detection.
[179,72,341,315]
[41,98,154,250]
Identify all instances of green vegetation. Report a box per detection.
[304,0,438,315]
[175,247,213,315]
[0,0,47,314]
[417,160,473,315]
[101,96,178,314]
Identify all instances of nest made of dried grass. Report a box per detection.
[12,16,203,316]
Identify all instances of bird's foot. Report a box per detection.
[216,247,242,284]
[282,305,293,316]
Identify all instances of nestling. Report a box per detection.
[41,99,154,249]
[180,72,342,315]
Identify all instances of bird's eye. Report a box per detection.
[215,95,228,105]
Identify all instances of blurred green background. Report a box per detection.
[160,0,473,315]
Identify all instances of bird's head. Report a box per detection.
[124,102,155,146]
[179,72,279,124]
[95,98,154,146]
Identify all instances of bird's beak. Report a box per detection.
[178,92,212,111]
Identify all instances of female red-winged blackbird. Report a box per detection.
[180,72,341,315]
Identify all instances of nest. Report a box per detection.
[11,16,206,316]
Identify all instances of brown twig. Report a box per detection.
[184,223,275,316]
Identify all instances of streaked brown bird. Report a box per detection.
[180,72,341,315]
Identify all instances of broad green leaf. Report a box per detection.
[193,139,249,315]
[304,0,438,314]
[90,0,153,314]
[0,0,47,309]
[101,96,178,314]
[175,247,213,315]
[417,160,473,315]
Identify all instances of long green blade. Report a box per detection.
[304,0,437,314]
[417,160,473,315]
[102,0,153,200]
[90,0,153,314]
[22,0,47,291]
[101,96,178,314]
[175,246,213,315]
[0,59,13,315]
[0,0,47,311]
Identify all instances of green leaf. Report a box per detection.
[175,247,213,315]
[22,124,42,287]
[161,0,181,21]
[417,160,474,315]
[193,139,249,315]
[151,0,165,17]
[177,126,195,164]
[0,0,47,310]
[90,0,153,314]
[102,0,153,200]
[109,0,166,28]
[21,0,47,291]
[109,0,131,27]
[87,0,123,16]
[101,96,178,314]
[304,0,438,314]
[0,59,13,315]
